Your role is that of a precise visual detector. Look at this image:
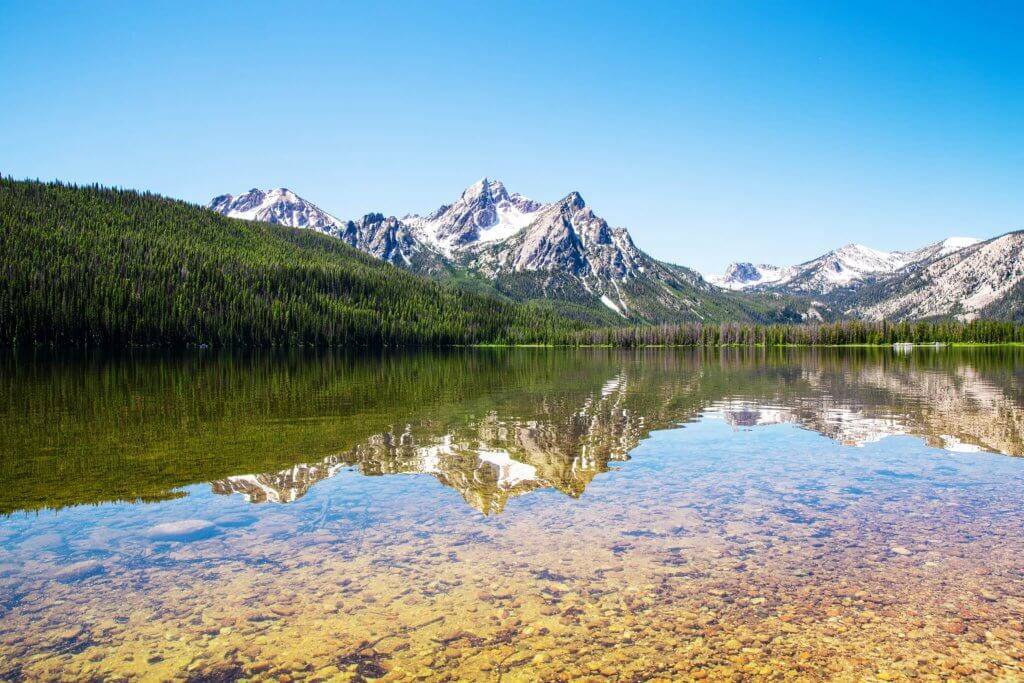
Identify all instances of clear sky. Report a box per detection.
[2,1,1022,274]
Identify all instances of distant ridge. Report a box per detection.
[708,238,981,293]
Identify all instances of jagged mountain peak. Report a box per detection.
[360,211,389,224]
[406,178,543,253]
[208,187,343,233]
[470,186,652,301]
[560,191,586,208]
[462,177,506,200]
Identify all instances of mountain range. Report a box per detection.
[708,238,979,293]
[210,181,807,325]
[210,180,1024,323]
[707,234,1024,321]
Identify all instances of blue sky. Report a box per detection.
[2,1,1022,274]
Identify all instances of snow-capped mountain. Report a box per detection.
[209,180,1014,323]
[718,232,1024,322]
[782,243,913,292]
[209,188,343,234]
[210,180,779,324]
[459,190,746,320]
[710,262,793,290]
[209,189,444,271]
[855,231,1024,321]
[901,236,981,266]
[710,237,981,294]
[404,178,542,254]
[467,192,644,277]
[456,190,707,319]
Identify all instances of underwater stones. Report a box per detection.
[56,625,85,641]
[943,620,968,635]
[146,519,218,542]
[54,560,105,583]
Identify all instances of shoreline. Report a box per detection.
[5,342,1024,353]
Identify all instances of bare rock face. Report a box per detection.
[480,192,645,279]
[856,232,1024,321]
[335,213,438,270]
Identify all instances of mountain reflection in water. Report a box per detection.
[4,347,1024,681]
[3,347,1023,515]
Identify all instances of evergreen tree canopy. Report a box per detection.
[0,178,573,348]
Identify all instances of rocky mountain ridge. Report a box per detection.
[709,238,981,294]
[209,181,1021,322]
[210,179,797,324]
[854,231,1024,321]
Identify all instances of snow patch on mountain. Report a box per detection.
[710,237,982,294]
[405,178,542,255]
[709,263,793,290]
[902,236,981,264]
[601,295,626,316]
[209,188,343,234]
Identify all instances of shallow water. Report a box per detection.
[1,348,1024,681]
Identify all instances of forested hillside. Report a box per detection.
[0,178,572,348]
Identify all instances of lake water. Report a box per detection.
[1,348,1023,681]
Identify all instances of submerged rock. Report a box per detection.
[54,560,105,583]
[214,514,259,529]
[146,519,219,542]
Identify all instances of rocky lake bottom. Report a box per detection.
[1,348,1023,681]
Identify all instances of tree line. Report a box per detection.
[563,320,1024,347]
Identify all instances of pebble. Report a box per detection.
[944,620,968,635]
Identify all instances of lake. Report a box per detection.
[1,348,1023,681]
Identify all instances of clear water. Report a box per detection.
[1,348,1023,681]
